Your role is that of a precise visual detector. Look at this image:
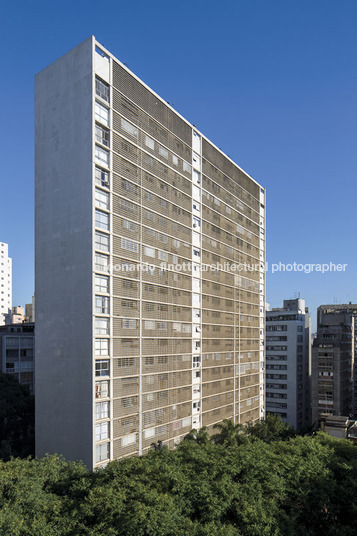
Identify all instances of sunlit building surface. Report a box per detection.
[35,37,265,468]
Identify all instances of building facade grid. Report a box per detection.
[35,37,265,468]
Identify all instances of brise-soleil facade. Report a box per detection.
[35,36,266,469]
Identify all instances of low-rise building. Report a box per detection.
[320,414,357,442]
[5,306,25,325]
[0,323,35,393]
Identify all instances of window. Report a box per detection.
[172,154,178,166]
[121,433,136,447]
[95,380,109,398]
[145,135,155,149]
[95,210,109,231]
[122,397,135,407]
[193,355,201,367]
[122,319,136,329]
[193,169,201,184]
[144,154,154,167]
[118,357,135,367]
[121,338,137,349]
[121,180,135,195]
[95,189,110,210]
[122,219,138,232]
[121,118,138,138]
[95,231,110,252]
[95,77,109,102]
[95,339,109,356]
[193,293,200,304]
[95,146,109,167]
[158,250,168,261]
[95,317,110,336]
[95,101,109,126]
[119,199,137,216]
[95,422,109,441]
[95,167,109,188]
[193,217,201,229]
[144,246,155,258]
[144,427,155,438]
[121,238,138,252]
[122,279,136,289]
[145,210,155,222]
[121,299,136,308]
[95,275,109,294]
[95,295,109,314]
[158,145,168,159]
[96,401,109,420]
[95,360,109,377]
[95,442,109,462]
[95,124,110,147]
[95,253,109,272]
[182,417,191,428]
[183,161,191,173]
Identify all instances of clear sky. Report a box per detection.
[0,0,356,329]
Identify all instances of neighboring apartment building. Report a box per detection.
[35,36,266,468]
[0,242,12,325]
[5,306,25,325]
[266,298,311,431]
[0,322,35,393]
[312,304,357,425]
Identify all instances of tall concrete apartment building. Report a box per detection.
[35,37,266,468]
[266,299,311,431]
[0,242,12,325]
[312,304,357,425]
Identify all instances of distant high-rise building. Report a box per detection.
[0,242,12,326]
[312,304,357,424]
[25,296,35,323]
[266,298,311,431]
[0,322,35,393]
[35,37,266,469]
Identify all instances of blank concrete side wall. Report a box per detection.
[35,37,93,467]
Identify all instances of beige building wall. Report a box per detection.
[36,36,266,469]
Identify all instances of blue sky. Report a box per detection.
[0,0,356,329]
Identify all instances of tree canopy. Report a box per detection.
[0,416,357,535]
[0,372,34,461]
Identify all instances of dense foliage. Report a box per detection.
[0,372,34,461]
[0,417,357,535]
